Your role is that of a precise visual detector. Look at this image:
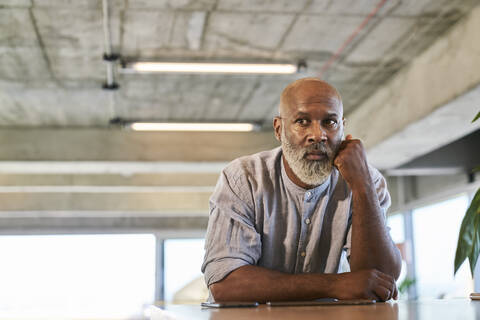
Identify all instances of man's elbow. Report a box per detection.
[378,254,402,280]
[392,246,403,280]
[390,264,401,281]
[210,281,230,302]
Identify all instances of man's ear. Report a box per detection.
[273,117,282,142]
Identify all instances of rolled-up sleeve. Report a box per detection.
[369,164,391,216]
[201,166,262,287]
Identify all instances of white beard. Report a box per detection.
[281,128,335,187]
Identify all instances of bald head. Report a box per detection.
[279,78,343,118]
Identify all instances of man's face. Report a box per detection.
[274,81,344,186]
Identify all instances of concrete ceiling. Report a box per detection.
[1,0,477,126]
[1,0,480,231]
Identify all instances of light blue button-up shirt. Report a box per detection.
[202,147,391,288]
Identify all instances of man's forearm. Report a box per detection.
[210,265,337,303]
[349,180,402,279]
[332,136,401,279]
[210,265,398,302]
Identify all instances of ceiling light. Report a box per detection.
[128,122,259,132]
[121,61,304,74]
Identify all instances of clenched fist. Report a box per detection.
[333,269,398,301]
[333,135,372,190]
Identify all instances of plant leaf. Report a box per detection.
[473,111,480,123]
[454,188,480,276]
[468,206,480,275]
[398,278,416,294]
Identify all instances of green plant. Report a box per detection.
[398,278,416,295]
[454,110,480,277]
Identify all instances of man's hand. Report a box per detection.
[333,134,371,190]
[333,269,398,301]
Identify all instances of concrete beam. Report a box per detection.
[387,172,480,214]
[347,5,480,169]
[0,215,209,235]
[0,190,211,211]
[0,128,278,161]
[0,171,219,215]
[0,172,220,186]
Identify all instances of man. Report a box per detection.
[201,78,402,303]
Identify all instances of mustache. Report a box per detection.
[303,143,330,155]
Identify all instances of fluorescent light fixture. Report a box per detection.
[129,122,258,132]
[124,61,299,74]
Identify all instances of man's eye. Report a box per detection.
[324,119,338,127]
[295,119,309,126]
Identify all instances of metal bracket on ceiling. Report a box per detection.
[102,53,120,90]
[101,0,119,90]
[297,59,307,73]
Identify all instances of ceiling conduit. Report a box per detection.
[318,0,388,78]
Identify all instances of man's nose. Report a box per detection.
[307,121,327,143]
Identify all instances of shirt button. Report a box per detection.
[306,191,311,197]
[301,251,306,257]
[305,218,311,225]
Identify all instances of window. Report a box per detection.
[387,213,409,297]
[164,238,207,303]
[0,234,155,319]
[387,213,405,244]
[412,194,473,299]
